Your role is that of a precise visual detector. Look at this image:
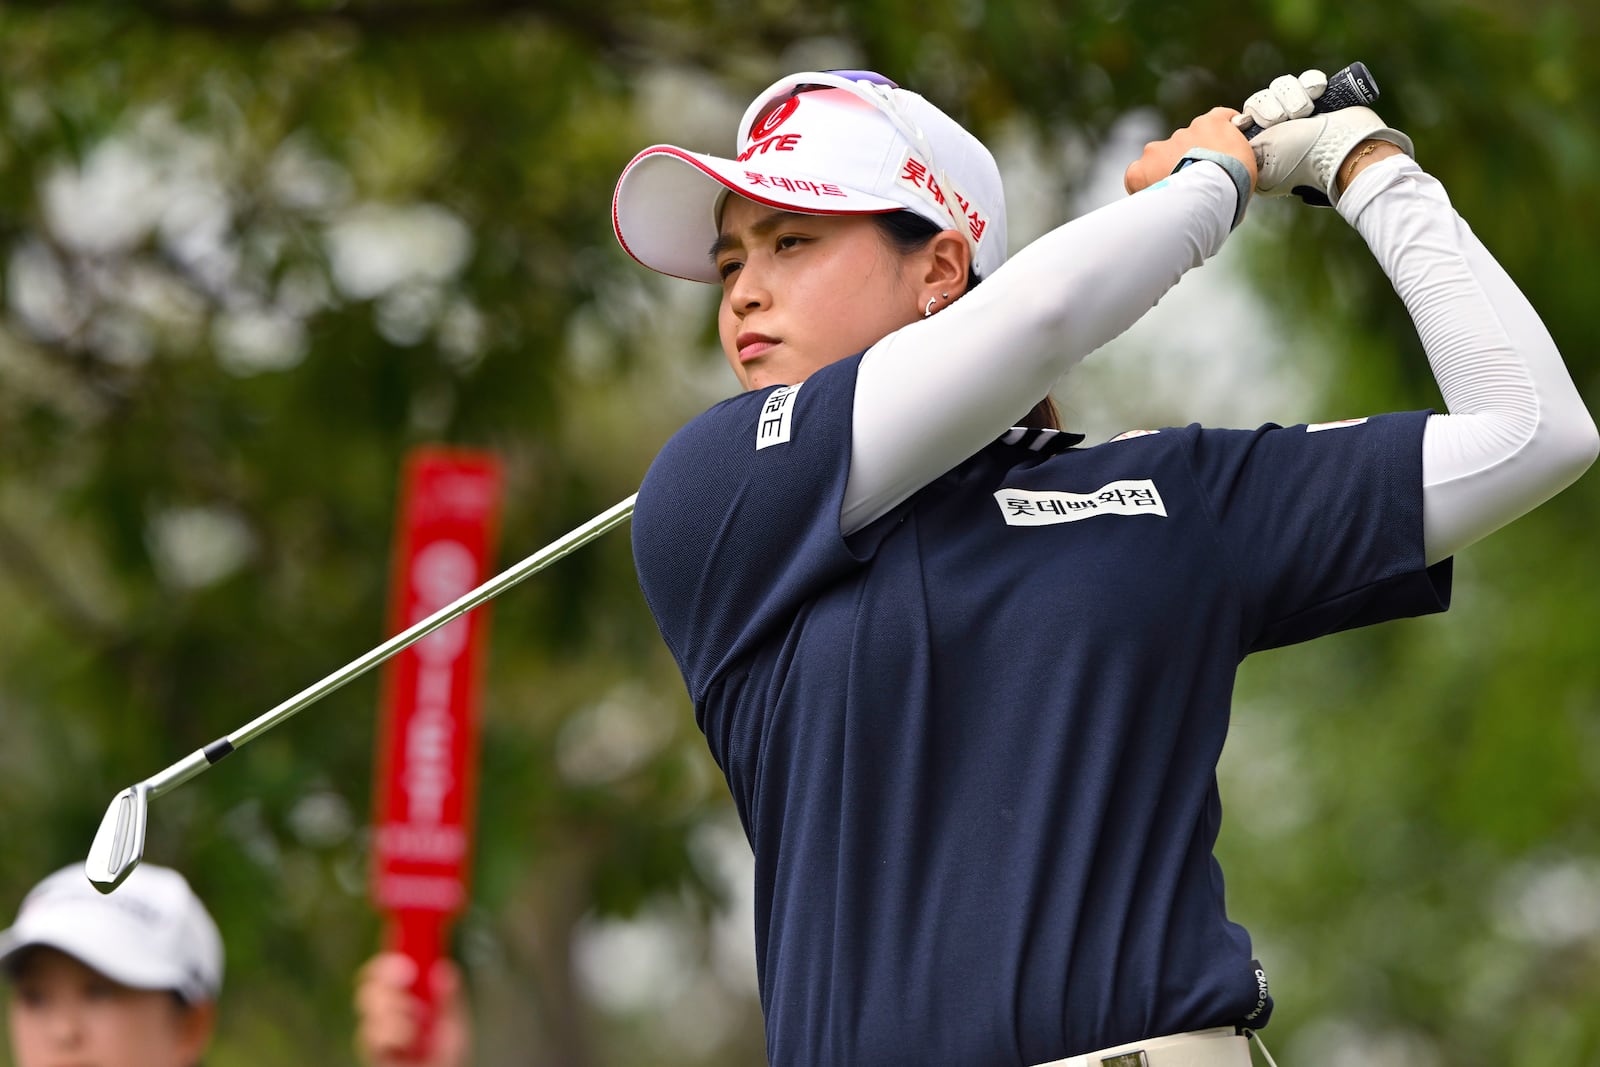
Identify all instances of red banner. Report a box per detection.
[371,447,502,1055]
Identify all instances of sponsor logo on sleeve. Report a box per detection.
[994,480,1167,526]
[755,383,801,450]
[1306,417,1368,432]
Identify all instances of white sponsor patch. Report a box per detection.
[895,149,991,257]
[1306,417,1368,432]
[755,383,801,450]
[994,480,1167,526]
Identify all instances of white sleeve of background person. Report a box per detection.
[841,163,1237,535]
[1338,155,1598,566]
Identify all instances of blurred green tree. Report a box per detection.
[0,2,1595,1065]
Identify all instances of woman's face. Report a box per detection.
[713,196,930,392]
[7,948,213,1067]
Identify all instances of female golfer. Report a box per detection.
[610,69,1596,1066]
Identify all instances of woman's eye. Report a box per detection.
[716,260,741,281]
[776,235,804,251]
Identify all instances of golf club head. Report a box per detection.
[84,783,151,893]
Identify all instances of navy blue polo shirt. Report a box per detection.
[632,352,1451,1066]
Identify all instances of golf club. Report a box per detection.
[85,492,638,893]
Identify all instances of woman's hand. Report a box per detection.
[354,952,472,1067]
[1123,107,1258,195]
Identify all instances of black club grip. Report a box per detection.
[1238,61,1381,140]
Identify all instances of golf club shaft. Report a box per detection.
[148,492,638,790]
[146,750,213,799]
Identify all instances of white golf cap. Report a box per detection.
[613,70,1007,283]
[0,863,223,1003]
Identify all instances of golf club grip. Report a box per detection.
[1237,62,1379,140]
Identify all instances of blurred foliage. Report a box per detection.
[0,1,1596,1065]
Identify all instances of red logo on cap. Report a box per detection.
[748,96,799,142]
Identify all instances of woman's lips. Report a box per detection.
[737,333,778,363]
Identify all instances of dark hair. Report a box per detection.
[870,212,1061,431]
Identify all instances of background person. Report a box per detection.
[4,864,471,1067]
[1,863,221,1067]
[612,68,1597,1066]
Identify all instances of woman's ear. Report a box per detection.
[924,230,972,299]
[175,999,218,1065]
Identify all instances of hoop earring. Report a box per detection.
[924,297,937,318]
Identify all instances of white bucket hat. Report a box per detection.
[613,70,1008,283]
[0,863,224,1003]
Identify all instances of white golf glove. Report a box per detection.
[1239,70,1413,207]
[1240,70,1329,126]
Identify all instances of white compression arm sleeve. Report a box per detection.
[842,163,1238,535]
[1337,156,1598,566]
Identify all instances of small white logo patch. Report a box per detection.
[756,383,801,450]
[1306,417,1368,433]
[995,480,1167,526]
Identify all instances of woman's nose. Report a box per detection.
[727,265,769,315]
[45,1000,87,1045]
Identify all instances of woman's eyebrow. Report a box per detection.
[707,211,813,263]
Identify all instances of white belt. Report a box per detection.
[1030,1026,1254,1067]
